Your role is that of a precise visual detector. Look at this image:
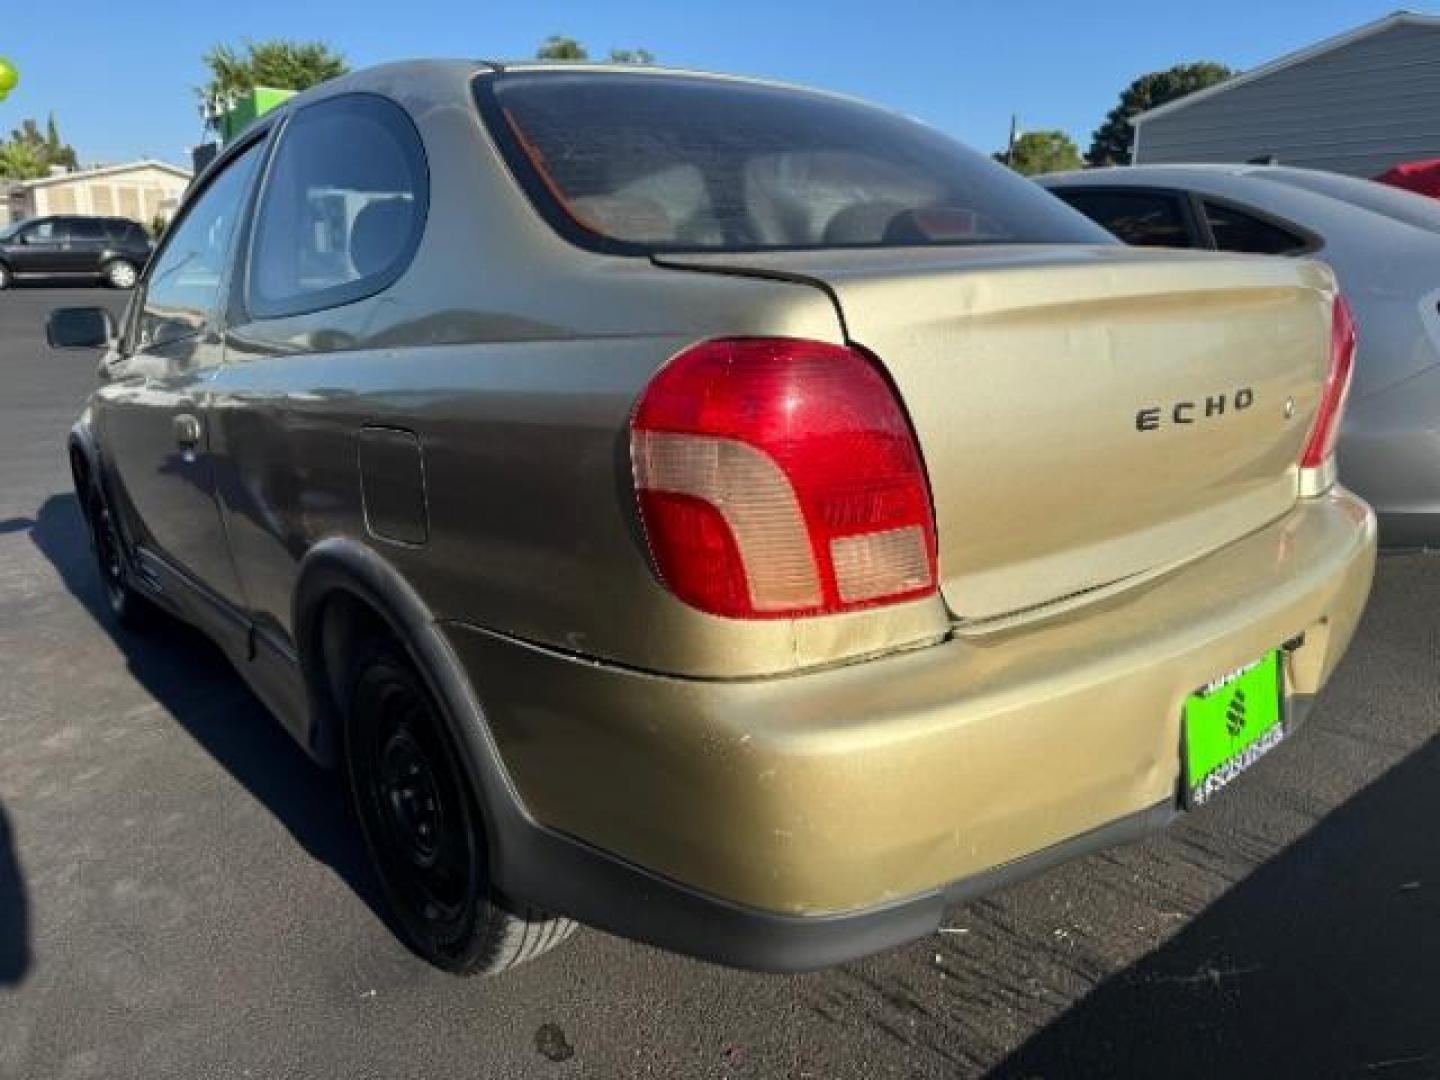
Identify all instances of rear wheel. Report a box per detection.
[103,259,138,289]
[84,482,150,628]
[343,641,575,974]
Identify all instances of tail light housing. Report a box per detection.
[1300,293,1357,470]
[630,337,938,619]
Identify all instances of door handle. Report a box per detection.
[173,413,202,462]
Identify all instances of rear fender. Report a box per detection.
[291,538,530,882]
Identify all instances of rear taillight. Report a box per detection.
[1300,293,1357,470]
[630,337,938,619]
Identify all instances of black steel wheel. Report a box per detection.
[85,484,149,627]
[344,642,575,974]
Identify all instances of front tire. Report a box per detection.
[103,259,138,289]
[343,642,575,975]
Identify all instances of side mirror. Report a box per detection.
[47,307,115,349]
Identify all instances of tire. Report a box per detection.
[83,481,151,628]
[103,259,138,289]
[343,641,575,975]
[0,263,10,290]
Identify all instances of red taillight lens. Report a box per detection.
[1300,293,1357,470]
[630,337,938,619]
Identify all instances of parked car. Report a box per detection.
[1041,165,1440,547]
[52,63,1375,977]
[0,214,151,289]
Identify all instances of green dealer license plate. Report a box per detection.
[1183,650,1285,808]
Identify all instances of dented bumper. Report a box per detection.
[443,486,1375,966]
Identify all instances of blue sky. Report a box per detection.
[0,0,1423,168]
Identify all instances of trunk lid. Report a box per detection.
[656,246,1336,620]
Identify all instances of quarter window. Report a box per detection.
[1053,190,1194,249]
[140,140,262,349]
[1202,201,1310,255]
[247,94,427,319]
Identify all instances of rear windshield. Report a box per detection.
[1257,168,1440,234]
[477,72,1111,254]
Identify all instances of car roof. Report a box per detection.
[271,58,879,120]
[1037,163,1332,186]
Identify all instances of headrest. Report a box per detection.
[568,195,675,243]
[349,198,414,278]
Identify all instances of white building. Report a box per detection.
[1,160,191,228]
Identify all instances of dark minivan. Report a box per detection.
[0,215,151,289]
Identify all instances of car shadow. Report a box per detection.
[989,733,1440,1080]
[22,492,393,941]
[0,802,31,987]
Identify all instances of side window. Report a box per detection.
[69,219,105,243]
[1202,201,1310,255]
[139,141,262,350]
[22,220,56,242]
[1054,190,1195,249]
[247,94,427,320]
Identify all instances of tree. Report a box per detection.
[607,48,655,65]
[44,115,77,170]
[536,35,588,60]
[535,36,655,63]
[995,129,1083,176]
[200,39,349,107]
[0,113,78,179]
[0,140,45,181]
[1087,62,1234,166]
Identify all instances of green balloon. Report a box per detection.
[0,58,18,95]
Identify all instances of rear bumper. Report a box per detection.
[444,487,1375,970]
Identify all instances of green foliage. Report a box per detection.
[536,35,589,60]
[0,141,45,180]
[200,39,349,106]
[607,48,655,65]
[535,36,655,63]
[0,113,78,179]
[995,129,1083,176]
[1087,62,1235,166]
[147,213,169,241]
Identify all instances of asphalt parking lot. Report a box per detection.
[1,285,1439,1079]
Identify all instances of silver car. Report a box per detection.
[1041,165,1440,547]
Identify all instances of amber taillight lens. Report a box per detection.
[1300,294,1357,470]
[630,337,938,619]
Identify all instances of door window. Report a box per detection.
[139,141,262,349]
[20,220,56,242]
[247,94,428,319]
[1201,201,1311,255]
[1053,189,1195,248]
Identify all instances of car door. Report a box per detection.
[95,137,267,652]
[62,217,108,273]
[214,94,429,652]
[12,218,66,272]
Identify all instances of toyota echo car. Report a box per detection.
[50,61,1376,975]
